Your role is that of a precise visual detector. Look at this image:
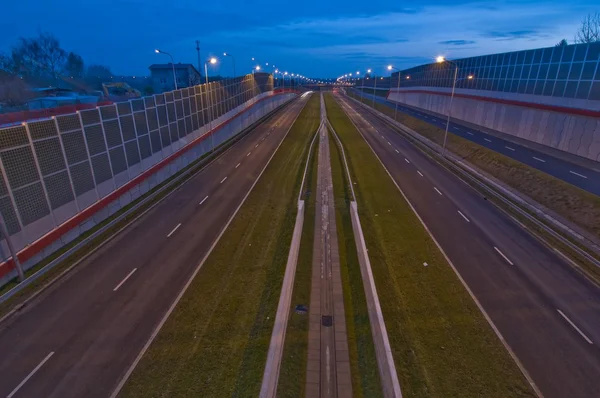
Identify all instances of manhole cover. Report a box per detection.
[322,315,333,327]
[295,304,308,315]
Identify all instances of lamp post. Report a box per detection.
[223,52,236,77]
[155,49,178,90]
[436,56,473,156]
[204,57,218,152]
[388,65,401,120]
[372,70,378,108]
[362,69,371,103]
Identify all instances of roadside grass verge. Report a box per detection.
[346,91,600,240]
[328,130,383,397]
[0,99,295,319]
[275,131,318,398]
[120,94,320,397]
[325,93,534,397]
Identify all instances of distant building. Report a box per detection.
[149,63,202,93]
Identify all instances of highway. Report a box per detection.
[354,90,600,196]
[0,95,309,398]
[336,93,600,398]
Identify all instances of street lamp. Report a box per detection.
[155,49,178,90]
[204,57,218,152]
[437,56,457,156]
[388,65,401,120]
[223,52,236,77]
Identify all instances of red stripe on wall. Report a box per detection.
[388,89,600,118]
[0,90,297,279]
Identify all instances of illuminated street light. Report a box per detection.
[436,55,460,156]
[223,52,236,77]
[436,55,445,63]
[204,57,219,152]
[154,48,178,90]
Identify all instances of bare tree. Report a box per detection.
[10,33,67,78]
[574,12,600,43]
[65,52,84,78]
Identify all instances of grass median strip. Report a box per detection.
[347,91,600,240]
[325,93,534,397]
[328,131,382,397]
[120,94,320,397]
[275,131,317,398]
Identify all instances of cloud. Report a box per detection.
[438,40,477,45]
[481,30,549,40]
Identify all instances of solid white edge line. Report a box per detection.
[434,187,442,195]
[494,246,514,266]
[417,170,423,177]
[166,223,181,238]
[220,176,228,184]
[113,268,138,292]
[8,352,55,398]
[569,170,588,179]
[235,163,241,168]
[533,157,546,163]
[341,94,542,397]
[199,196,208,205]
[109,92,310,398]
[457,210,470,222]
[557,309,593,345]
[505,146,516,151]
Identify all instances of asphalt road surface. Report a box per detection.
[354,90,600,196]
[0,95,309,398]
[336,93,600,398]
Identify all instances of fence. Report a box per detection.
[0,72,286,274]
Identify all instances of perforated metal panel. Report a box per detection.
[166,103,176,123]
[33,138,66,175]
[83,124,107,156]
[0,126,29,150]
[100,105,118,120]
[165,92,174,102]
[185,117,192,135]
[134,112,148,135]
[119,115,136,141]
[138,135,152,159]
[144,96,156,108]
[44,171,75,209]
[157,106,168,127]
[103,119,123,148]
[56,115,81,133]
[183,98,191,117]
[61,131,88,165]
[131,99,145,112]
[29,120,59,139]
[109,147,128,175]
[150,130,162,153]
[80,109,101,126]
[70,162,95,196]
[1,147,40,189]
[146,108,158,131]
[124,141,140,166]
[173,90,182,100]
[155,93,165,106]
[91,153,113,183]
[0,196,21,234]
[175,100,184,119]
[13,182,50,225]
[169,123,178,142]
[117,102,132,115]
[160,127,171,147]
[178,120,186,138]
[0,171,8,197]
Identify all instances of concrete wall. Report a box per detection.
[0,91,296,285]
[388,87,600,162]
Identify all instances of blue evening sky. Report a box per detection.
[1,0,597,78]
